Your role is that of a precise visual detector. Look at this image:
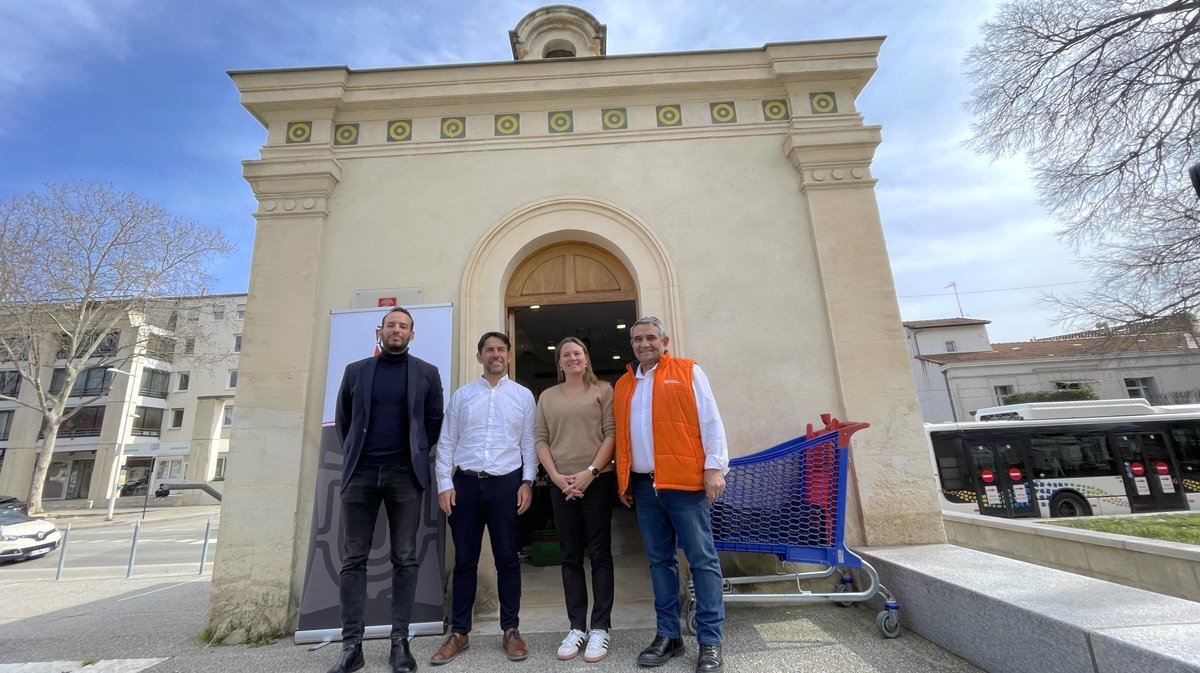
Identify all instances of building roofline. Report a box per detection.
[225,36,888,78]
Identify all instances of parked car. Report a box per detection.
[120,478,148,497]
[0,495,29,514]
[0,509,61,563]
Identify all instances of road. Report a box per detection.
[0,511,217,578]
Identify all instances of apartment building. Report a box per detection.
[0,293,244,505]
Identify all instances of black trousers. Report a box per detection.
[448,467,522,633]
[338,465,422,643]
[548,471,616,631]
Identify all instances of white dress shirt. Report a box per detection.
[629,361,729,474]
[436,375,538,493]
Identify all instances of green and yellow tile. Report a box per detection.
[285,121,312,144]
[656,104,682,127]
[601,107,627,130]
[387,119,413,142]
[440,116,467,139]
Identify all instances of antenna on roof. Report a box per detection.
[944,281,964,318]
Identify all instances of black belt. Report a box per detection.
[456,468,498,479]
[631,471,655,479]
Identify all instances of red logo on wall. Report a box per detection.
[980,469,995,483]
[1008,467,1023,481]
[378,297,397,307]
[1154,461,1170,475]
[1130,462,1145,476]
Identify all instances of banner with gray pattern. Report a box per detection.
[295,304,453,643]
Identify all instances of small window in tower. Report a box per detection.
[542,39,577,59]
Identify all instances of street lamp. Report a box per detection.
[105,367,138,521]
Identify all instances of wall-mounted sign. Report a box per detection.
[125,442,190,455]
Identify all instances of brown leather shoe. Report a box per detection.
[502,627,528,661]
[430,633,469,665]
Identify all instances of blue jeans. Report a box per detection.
[338,465,422,642]
[631,473,724,646]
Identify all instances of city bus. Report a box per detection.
[927,399,1200,518]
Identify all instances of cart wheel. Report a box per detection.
[684,599,698,636]
[834,582,854,608]
[876,609,901,639]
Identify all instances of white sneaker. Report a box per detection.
[557,628,587,660]
[583,629,610,663]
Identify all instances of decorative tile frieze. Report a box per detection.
[547,110,573,133]
[333,123,359,146]
[440,116,466,139]
[285,121,312,144]
[655,104,682,127]
[387,119,413,142]
[494,113,520,136]
[709,102,736,124]
[601,107,627,130]
[762,99,790,121]
[809,92,838,114]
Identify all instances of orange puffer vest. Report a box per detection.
[614,352,706,494]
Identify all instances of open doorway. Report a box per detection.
[511,301,636,395]
[503,242,655,631]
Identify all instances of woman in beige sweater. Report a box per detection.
[535,336,616,663]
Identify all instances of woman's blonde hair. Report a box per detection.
[556,336,599,387]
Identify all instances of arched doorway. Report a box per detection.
[505,242,638,395]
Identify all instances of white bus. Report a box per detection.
[927,399,1200,518]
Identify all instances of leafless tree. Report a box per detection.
[0,182,233,513]
[966,0,1200,326]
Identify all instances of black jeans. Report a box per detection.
[548,471,615,631]
[339,465,422,643]
[448,467,522,633]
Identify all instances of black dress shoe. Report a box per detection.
[391,638,418,673]
[696,644,724,673]
[327,643,365,673]
[637,635,685,666]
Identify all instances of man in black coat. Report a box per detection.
[328,306,444,673]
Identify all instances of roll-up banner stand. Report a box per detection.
[295,303,453,644]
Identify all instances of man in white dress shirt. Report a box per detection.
[432,331,537,665]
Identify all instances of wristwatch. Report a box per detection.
[587,465,600,476]
[522,479,534,488]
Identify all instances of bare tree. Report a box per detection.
[0,182,233,513]
[966,0,1200,325]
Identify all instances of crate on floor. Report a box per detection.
[530,529,562,566]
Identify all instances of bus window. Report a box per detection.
[1169,426,1200,480]
[1028,433,1116,479]
[931,433,970,490]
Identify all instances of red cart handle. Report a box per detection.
[805,413,870,448]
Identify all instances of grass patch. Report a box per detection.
[248,631,282,647]
[81,657,99,666]
[1048,513,1200,544]
[196,627,218,646]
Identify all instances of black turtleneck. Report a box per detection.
[359,349,412,472]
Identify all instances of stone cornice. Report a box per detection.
[785,122,882,188]
[230,38,884,124]
[243,156,341,218]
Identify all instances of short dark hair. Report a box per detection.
[477,331,510,353]
[381,306,413,328]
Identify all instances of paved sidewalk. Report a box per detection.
[4,504,984,672]
[1,567,984,673]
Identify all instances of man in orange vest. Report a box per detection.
[614,316,729,673]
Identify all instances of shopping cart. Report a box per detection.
[684,415,902,638]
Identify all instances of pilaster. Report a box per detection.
[207,155,340,642]
[786,122,946,547]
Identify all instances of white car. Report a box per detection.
[0,508,62,563]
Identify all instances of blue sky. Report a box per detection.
[0,1,1092,342]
